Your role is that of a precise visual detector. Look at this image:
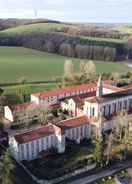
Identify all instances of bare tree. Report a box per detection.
[64,59,74,76]
[84,60,96,81]
[116,110,128,142]
[59,43,75,57]
[80,60,86,74]
[105,132,113,166]
[35,101,49,125]
[110,72,120,82]
[63,59,74,83]
[17,76,27,84]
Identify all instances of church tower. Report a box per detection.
[96,75,103,98]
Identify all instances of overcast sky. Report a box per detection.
[0,0,132,23]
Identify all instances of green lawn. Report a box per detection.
[0,46,130,84]
[3,83,58,95]
[1,23,70,33]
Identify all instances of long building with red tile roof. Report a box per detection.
[9,124,65,161]
[31,80,115,105]
[14,124,62,144]
[57,115,91,144]
[4,80,118,123]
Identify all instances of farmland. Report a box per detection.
[116,26,132,35]
[0,46,130,84]
[1,23,70,33]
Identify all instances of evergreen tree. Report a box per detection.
[93,137,104,167]
[0,151,13,184]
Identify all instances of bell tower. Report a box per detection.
[96,74,103,98]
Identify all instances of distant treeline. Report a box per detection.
[63,26,130,39]
[0,31,131,61]
[0,18,60,31]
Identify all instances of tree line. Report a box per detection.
[64,26,130,40]
[0,31,130,61]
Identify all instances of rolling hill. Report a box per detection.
[2,23,70,33]
[0,18,60,31]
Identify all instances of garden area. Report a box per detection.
[23,139,95,180]
[93,169,129,184]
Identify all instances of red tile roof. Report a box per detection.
[122,84,132,90]
[31,81,112,98]
[86,87,132,104]
[14,124,60,144]
[58,115,89,130]
[103,84,121,92]
[32,83,96,98]
[70,97,84,107]
[10,102,36,111]
[64,92,96,101]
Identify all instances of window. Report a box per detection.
[76,127,79,137]
[46,137,49,148]
[31,141,34,154]
[21,144,24,159]
[80,126,83,137]
[92,108,95,116]
[72,129,74,138]
[119,101,122,110]
[36,140,39,152]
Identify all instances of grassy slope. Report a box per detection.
[115,26,132,35]
[1,23,70,33]
[0,46,129,84]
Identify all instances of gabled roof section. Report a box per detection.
[14,124,60,144]
[58,115,89,130]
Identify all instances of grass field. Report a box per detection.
[1,23,70,33]
[0,46,130,84]
[3,83,58,95]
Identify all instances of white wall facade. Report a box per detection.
[65,124,91,144]
[31,95,40,105]
[84,95,132,118]
[4,106,14,122]
[31,87,97,106]
[103,87,115,94]
[9,131,65,161]
[84,101,99,118]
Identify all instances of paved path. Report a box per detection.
[11,160,37,184]
[68,160,132,184]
